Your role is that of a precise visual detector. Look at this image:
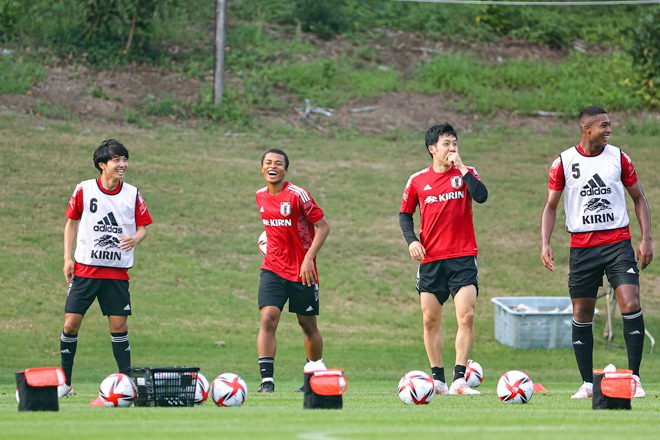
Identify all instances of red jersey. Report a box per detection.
[548,145,637,248]
[256,181,325,282]
[401,165,480,264]
[66,178,153,279]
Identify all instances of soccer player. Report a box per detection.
[541,106,652,399]
[255,148,330,393]
[399,123,488,395]
[58,139,152,398]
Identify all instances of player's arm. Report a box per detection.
[399,212,425,261]
[119,225,147,252]
[540,189,562,271]
[463,171,487,203]
[300,217,330,286]
[63,218,78,283]
[626,182,653,269]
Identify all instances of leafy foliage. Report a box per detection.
[629,7,660,108]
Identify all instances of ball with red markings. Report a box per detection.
[258,231,267,256]
[211,373,248,407]
[192,372,210,405]
[397,370,435,405]
[497,370,534,404]
[99,373,137,407]
[465,359,484,388]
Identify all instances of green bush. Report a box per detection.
[142,94,188,118]
[0,54,47,94]
[629,7,660,108]
[35,99,75,120]
[295,0,351,40]
[0,0,18,36]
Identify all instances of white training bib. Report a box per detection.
[560,145,629,234]
[74,179,138,268]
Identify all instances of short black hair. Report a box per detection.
[93,139,129,174]
[579,106,607,125]
[425,123,457,157]
[261,148,289,170]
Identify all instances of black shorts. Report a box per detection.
[258,270,319,316]
[64,276,132,316]
[416,256,479,305]
[569,239,639,299]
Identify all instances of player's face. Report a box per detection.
[585,113,611,147]
[262,153,287,184]
[429,134,457,165]
[99,155,128,180]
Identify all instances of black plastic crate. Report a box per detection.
[128,366,200,407]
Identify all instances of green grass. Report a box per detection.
[0,54,47,95]
[1,381,659,440]
[0,115,659,437]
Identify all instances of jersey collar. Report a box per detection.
[96,177,123,195]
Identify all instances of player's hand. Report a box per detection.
[541,244,555,271]
[445,150,465,171]
[119,235,139,251]
[409,241,426,262]
[637,239,653,270]
[63,260,75,283]
[299,258,317,287]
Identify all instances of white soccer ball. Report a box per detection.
[258,231,267,256]
[211,373,248,407]
[465,359,484,388]
[397,370,435,405]
[497,370,534,404]
[99,373,137,407]
[193,372,210,405]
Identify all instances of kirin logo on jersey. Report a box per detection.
[582,198,614,225]
[450,176,463,189]
[263,219,292,227]
[280,202,291,217]
[424,191,465,205]
[424,196,438,205]
[94,235,121,249]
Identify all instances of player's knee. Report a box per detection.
[111,322,128,333]
[458,309,475,328]
[422,314,441,329]
[63,322,80,335]
[619,297,641,314]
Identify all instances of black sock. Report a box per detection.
[431,367,445,383]
[572,319,594,383]
[453,365,466,382]
[60,331,77,386]
[259,356,274,381]
[111,332,131,375]
[622,309,645,377]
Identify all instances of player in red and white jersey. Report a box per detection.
[58,140,152,399]
[255,148,330,393]
[541,106,652,399]
[399,123,488,395]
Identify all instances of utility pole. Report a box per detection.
[213,0,226,105]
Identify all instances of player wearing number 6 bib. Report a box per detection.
[541,106,652,399]
[58,140,152,398]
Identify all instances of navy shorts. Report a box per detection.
[416,256,479,305]
[258,270,319,316]
[64,276,132,316]
[569,239,639,299]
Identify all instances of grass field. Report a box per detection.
[0,114,659,438]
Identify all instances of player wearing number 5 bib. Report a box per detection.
[541,107,653,399]
[255,148,330,393]
[58,139,152,398]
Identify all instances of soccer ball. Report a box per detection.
[497,370,534,404]
[211,373,248,407]
[258,231,267,256]
[99,373,137,407]
[397,370,435,405]
[192,372,210,405]
[465,359,484,388]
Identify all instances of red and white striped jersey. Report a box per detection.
[401,165,480,263]
[256,181,325,282]
[548,145,637,248]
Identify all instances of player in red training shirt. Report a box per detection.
[400,123,488,395]
[255,148,330,393]
[541,106,652,399]
[58,139,152,398]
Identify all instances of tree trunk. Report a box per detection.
[124,0,141,55]
[214,0,227,105]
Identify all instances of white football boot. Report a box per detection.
[448,378,481,395]
[434,380,448,395]
[57,383,74,398]
[570,382,593,399]
[633,375,646,398]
